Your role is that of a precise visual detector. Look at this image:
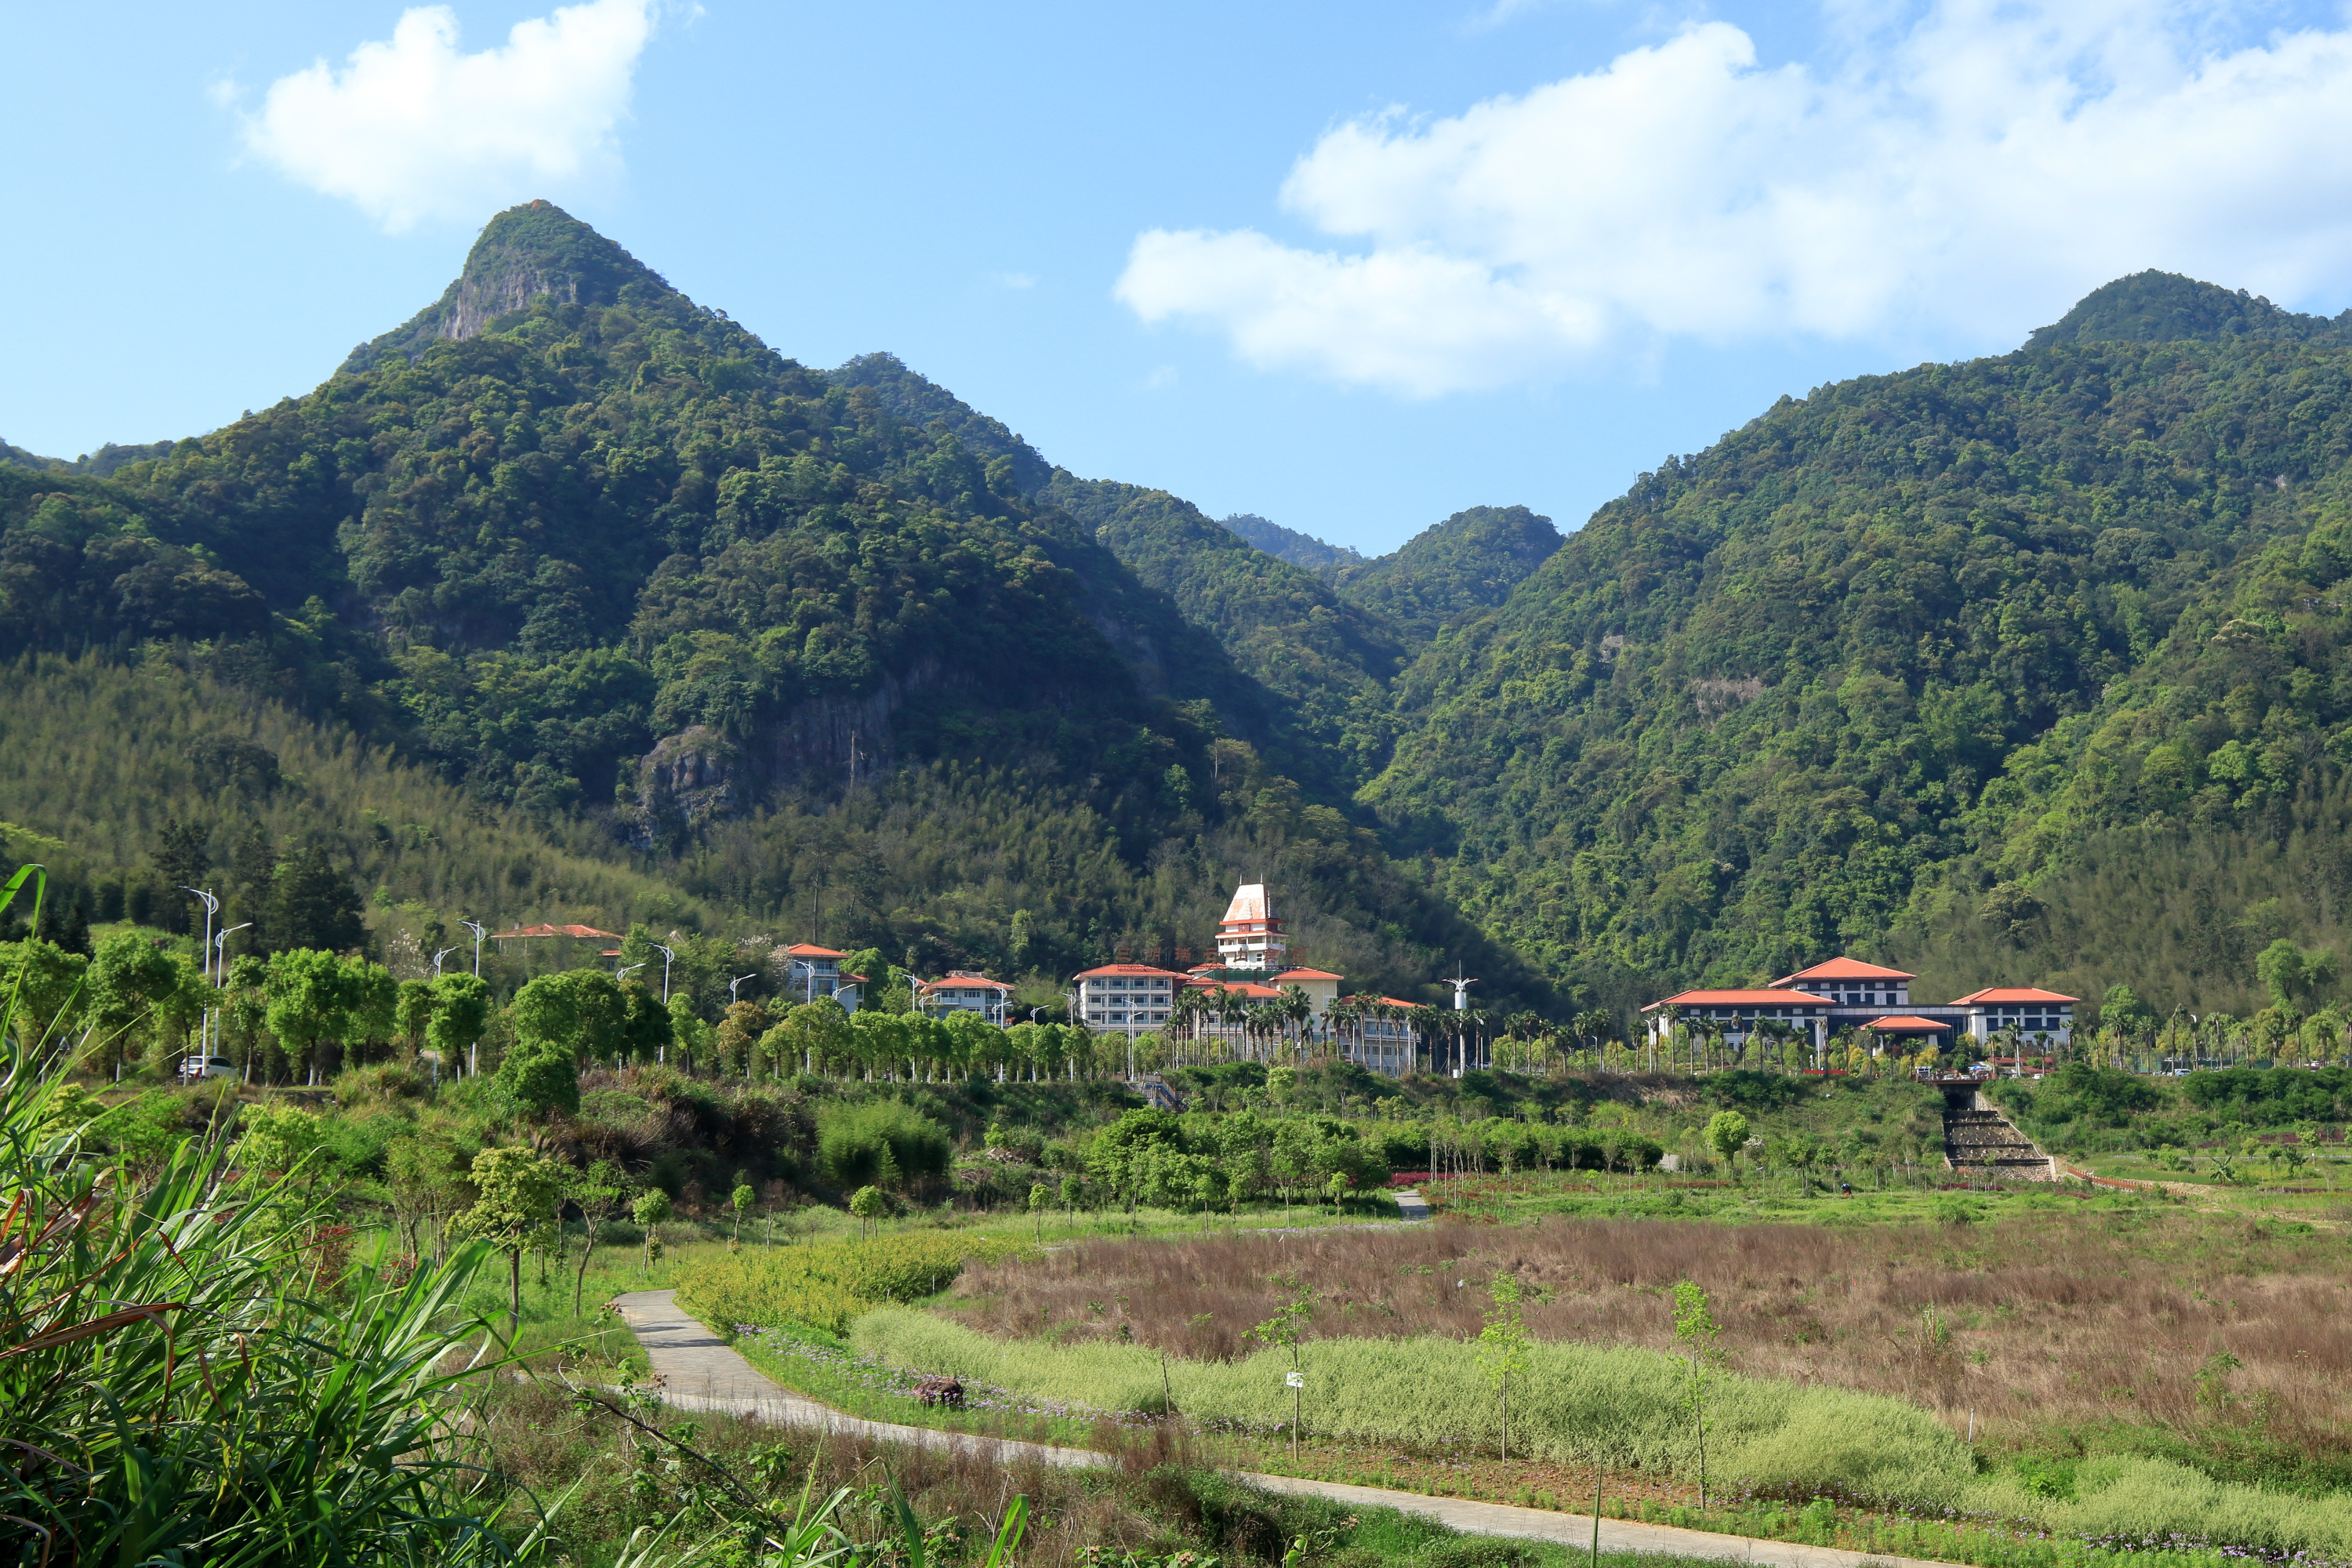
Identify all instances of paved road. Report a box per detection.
[1392,1187,1432,1221]
[608,1290,1960,1568]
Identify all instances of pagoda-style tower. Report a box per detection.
[1215,883,1287,971]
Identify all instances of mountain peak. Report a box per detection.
[341,201,672,373]
[2027,270,2351,350]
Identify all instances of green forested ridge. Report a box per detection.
[16,198,2352,1023]
[2026,270,2352,350]
[1221,511,1367,574]
[0,201,1544,1008]
[0,653,704,944]
[1040,472,1409,786]
[1370,313,2352,1016]
[1329,503,1562,648]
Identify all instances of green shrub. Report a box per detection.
[815,1099,949,1189]
[677,1232,1025,1336]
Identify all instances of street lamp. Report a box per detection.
[214,921,249,1071]
[432,946,458,976]
[460,919,487,976]
[653,942,676,1001]
[728,973,757,1005]
[181,888,218,1065]
[617,961,646,981]
[788,958,816,1005]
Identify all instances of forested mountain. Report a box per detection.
[1221,513,1366,575]
[1370,270,2352,1015]
[0,201,1544,1007]
[1329,504,1561,649]
[1040,474,1407,784]
[13,209,2350,1028]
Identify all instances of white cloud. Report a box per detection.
[234,0,657,231]
[992,270,1039,289]
[1116,2,2352,395]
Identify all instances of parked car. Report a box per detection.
[177,1054,237,1081]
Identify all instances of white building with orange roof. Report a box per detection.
[1949,987,2079,1046]
[779,942,864,1010]
[1268,966,1342,1017]
[916,971,1011,1025]
[1073,963,1187,1037]
[1642,957,2078,1066]
[1641,988,1839,1055]
[1215,883,1287,971]
[1341,994,1426,1076]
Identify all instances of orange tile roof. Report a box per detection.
[1950,987,2081,1004]
[782,942,848,958]
[1860,1014,1953,1031]
[1774,957,1916,985]
[1270,967,1344,982]
[1074,964,1189,979]
[918,975,1010,993]
[1643,989,1834,1010]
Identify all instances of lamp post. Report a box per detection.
[728,974,758,1083]
[215,921,249,1073]
[433,946,457,977]
[460,919,487,976]
[653,943,676,1001]
[617,961,646,982]
[182,887,218,1060]
[788,958,816,1006]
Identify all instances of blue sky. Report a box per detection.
[8,1,2352,554]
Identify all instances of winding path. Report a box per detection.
[608,1290,1962,1568]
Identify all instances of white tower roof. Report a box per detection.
[1221,883,1272,924]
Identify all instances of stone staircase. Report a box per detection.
[1940,1088,2050,1178]
[1134,1075,1186,1113]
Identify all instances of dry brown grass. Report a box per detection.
[947,1203,2352,1465]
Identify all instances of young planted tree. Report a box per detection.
[1476,1272,1531,1460]
[456,1145,564,1327]
[426,971,490,1078]
[568,1158,630,1315]
[1247,1272,1317,1459]
[633,1188,673,1271]
[849,1184,885,1240]
[1706,1111,1751,1182]
[730,1174,757,1247]
[1028,1181,1050,1241]
[1673,1279,1722,1509]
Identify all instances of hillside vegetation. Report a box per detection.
[0,201,1547,1005]
[1371,271,2352,1014]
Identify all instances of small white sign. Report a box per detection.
[1285,1371,1304,1388]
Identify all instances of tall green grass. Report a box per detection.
[849,1306,1966,1502]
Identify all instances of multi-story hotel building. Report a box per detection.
[1641,957,2076,1058]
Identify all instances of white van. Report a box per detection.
[178,1054,237,1081]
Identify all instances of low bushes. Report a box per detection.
[849,1308,1969,1504]
[677,1232,1026,1336]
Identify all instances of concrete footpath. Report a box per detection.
[608,1290,1958,1568]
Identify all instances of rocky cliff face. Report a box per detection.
[339,199,671,372]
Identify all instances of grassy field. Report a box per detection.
[944,1195,2352,1486]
